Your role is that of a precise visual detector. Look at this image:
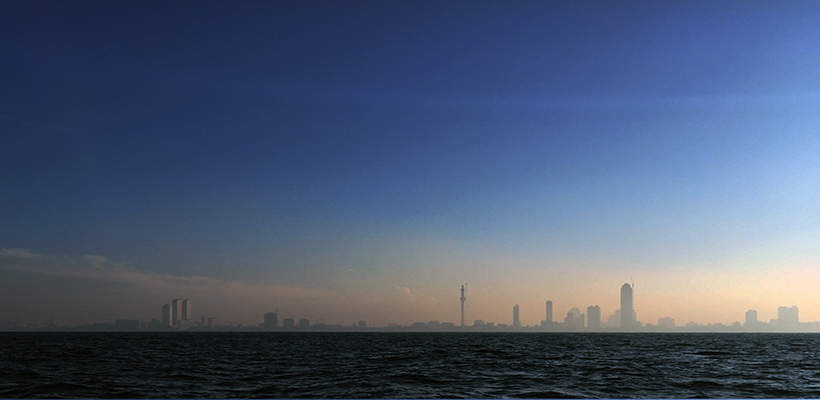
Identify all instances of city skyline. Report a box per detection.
[1,2,819,329]
[0,275,814,332]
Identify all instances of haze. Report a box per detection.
[1,1,818,328]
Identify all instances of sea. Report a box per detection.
[2,332,820,398]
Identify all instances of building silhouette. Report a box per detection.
[745,310,758,327]
[262,311,278,330]
[513,304,520,328]
[358,320,367,328]
[778,306,799,330]
[545,300,553,324]
[658,317,675,328]
[181,299,192,322]
[620,283,636,330]
[161,304,171,326]
[587,305,601,329]
[564,311,576,329]
[283,318,295,328]
[171,299,182,326]
[460,285,466,327]
[298,318,310,328]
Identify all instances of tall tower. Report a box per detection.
[263,311,278,330]
[620,283,635,330]
[161,304,171,326]
[513,304,520,328]
[545,300,553,324]
[587,305,601,329]
[182,299,192,321]
[171,299,182,326]
[745,310,758,327]
[460,285,466,327]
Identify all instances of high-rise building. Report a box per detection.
[358,320,367,328]
[298,318,310,328]
[181,299,192,321]
[545,300,553,324]
[778,306,799,330]
[161,304,171,326]
[564,311,576,328]
[587,305,601,329]
[513,304,520,328]
[745,310,758,327]
[620,283,635,330]
[262,311,278,330]
[566,307,583,329]
[171,299,182,326]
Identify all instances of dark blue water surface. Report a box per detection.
[2,332,820,398]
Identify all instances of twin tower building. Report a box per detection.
[161,299,192,327]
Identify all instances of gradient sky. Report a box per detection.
[1,1,819,327]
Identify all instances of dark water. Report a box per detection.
[2,332,820,398]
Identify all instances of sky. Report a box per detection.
[1,1,819,327]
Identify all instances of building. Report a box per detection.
[161,304,171,326]
[564,311,576,329]
[298,318,310,328]
[658,317,675,328]
[181,299,192,321]
[587,305,601,329]
[513,304,520,328]
[262,311,278,330]
[778,306,799,330]
[171,299,182,326]
[460,285,466,327]
[545,300,553,324]
[358,320,367,328]
[745,310,758,327]
[620,283,636,330]
[283,318,295,328]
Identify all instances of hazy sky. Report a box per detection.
[1,1,819,327]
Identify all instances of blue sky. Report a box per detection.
[1,1,819,326]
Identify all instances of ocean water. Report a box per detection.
[2,332,820,398]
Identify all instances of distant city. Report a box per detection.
[0,282,815,332]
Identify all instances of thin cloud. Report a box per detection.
[0,248,329,300]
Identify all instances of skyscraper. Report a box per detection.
[161,304,171,326]
[620,283,635,330]
[171,299,182,326]
[262,311,278,330]
[587,305,601,329]
[513,304,520,328]
[778,306,799,330]
[745,310,758,327]
[545,300,553,324]
[181,299,192,321]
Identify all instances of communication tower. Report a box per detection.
[460,284,467,327]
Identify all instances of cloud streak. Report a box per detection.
[0,248,328,300]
